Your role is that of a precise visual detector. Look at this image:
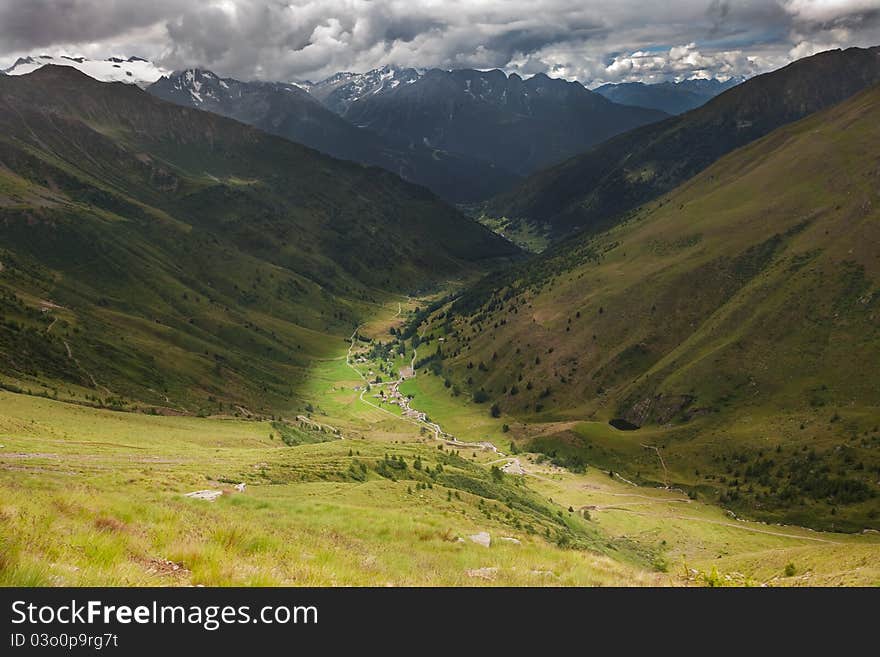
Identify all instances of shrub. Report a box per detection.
[473,389,489,404]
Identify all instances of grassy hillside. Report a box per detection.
[0,390,665,586]
[0,66,516,414]
[418,84,880,531]
[3,300,876,586]
[487,46,880,241]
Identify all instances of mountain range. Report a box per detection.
[594,76,744,114]
[147,68,515,203]
[342,68,668,177]
[148,66,668,201]
[486,46,880,241]
[4,56,673,204]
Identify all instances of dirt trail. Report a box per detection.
[145,388,189,414]
[62,339,114,396]
[581,500,692,511]
[641,443,669,488]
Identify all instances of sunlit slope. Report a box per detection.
[432,85,880,530]
[0,390,663,587]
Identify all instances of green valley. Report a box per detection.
[411,83,880,534]
[0,65,516,416]
[1,54,879,590]
[2,297,877,586]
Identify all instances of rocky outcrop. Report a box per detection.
[621,393,695,428]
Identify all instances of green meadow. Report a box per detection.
[1,294,878,587]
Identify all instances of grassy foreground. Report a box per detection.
[0,392,667,587]
[2,298,877,586]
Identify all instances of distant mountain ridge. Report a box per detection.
[148,68,518,203]
[594,76,744,114]
[300,65,424,114]
[342,68,668,177]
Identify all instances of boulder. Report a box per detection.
[184,490,222,501]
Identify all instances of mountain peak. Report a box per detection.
[305,65,424,114]
[8,56,37,69]
[21,63,99,83]
[151,68,243,107]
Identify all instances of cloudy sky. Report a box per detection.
[1,0,879,85]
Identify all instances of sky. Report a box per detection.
[0,0,878,85]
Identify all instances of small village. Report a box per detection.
[348,333,504,456]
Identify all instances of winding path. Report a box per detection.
[345,305,504,456]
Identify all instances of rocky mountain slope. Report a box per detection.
[343,68,668,177]
[301,65,423,114]
[148,68,517,203]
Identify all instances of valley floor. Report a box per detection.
[0,296,877,586]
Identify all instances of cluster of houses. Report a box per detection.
[376,380,427,422]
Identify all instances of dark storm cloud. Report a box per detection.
[0,0,176,51]
[708,0,732,34]
[0,1,878,84]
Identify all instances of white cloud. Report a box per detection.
[0,0,878,84]
[597,43,776,85]
[784,0,880,23]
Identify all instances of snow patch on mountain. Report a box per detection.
[301,65,424,114]
[149,68,316,113]
[2,55,168,87]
